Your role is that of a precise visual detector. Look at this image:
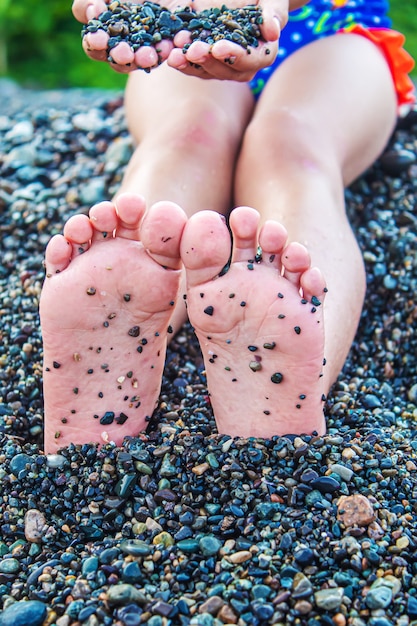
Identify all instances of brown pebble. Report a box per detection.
[198,596,225,615]
[367,521,385,540]
[128,326,140,337]
[333,613,347,626]
[294,600,313,615]
[108,21,129,36]
[192,462,210,475]
[337,494,376,528]
[86,286,96,295]
[227,550,252,564]
[217,604,238,624]
[24,509,47,543]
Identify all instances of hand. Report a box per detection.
[72,0,290,78]
[73,0,176,72]
[167,0,288,81]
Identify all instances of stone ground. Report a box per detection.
[0,81,416,626]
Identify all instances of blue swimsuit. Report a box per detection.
[249,0,415,107]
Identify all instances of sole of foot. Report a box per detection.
[40,193,186,453]
[180,206,327,439]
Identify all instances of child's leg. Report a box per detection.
[119,65,254,215]
[180,33,397,438]
[118,65,254,331]
[234,32,397,392]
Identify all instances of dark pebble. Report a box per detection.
[310,476,340,493]
[379,148,416,175]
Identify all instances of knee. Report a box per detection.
[157,96,240,157]
[241,107,340,180]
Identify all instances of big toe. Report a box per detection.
[140,200,187,270]
[180,211,231,286]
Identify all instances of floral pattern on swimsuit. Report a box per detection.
[249,0,415,108]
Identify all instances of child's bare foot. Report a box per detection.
[40,193,186,452]
[180,206,327,438]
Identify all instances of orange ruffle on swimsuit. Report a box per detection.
[341,24,415,108]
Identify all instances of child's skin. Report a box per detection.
[40,0,398,452]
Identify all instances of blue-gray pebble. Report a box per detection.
[0,601,47,626]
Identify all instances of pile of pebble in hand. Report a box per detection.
[82,0,265,63]
[0,62,417,626]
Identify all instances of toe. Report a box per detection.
[44,235,73,276]
[181,210,231,286]
[281,242,311,289]
[89,201,118,240]
[300,267,327,305]
[141,200,187,270]
[63,214,94,257]
[229,206,260,263]
[258,220,288,271]
[115,193,147,240]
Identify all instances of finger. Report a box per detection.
[82,35,108,62]
[72,0,107,23]
[184,41,212,65]
[167,51,214,80]
[211,39,278,75]
[258,0,289,41]
[174,49,254,82]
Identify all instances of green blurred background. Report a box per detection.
[0,0,416,90]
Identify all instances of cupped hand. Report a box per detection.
[72,0,289,78]
[167,38,278,82]
[73,0,175,72]
[167,0,288,81]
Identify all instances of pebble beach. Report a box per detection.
[0,78,417,626]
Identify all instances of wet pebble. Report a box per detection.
[0,600,47,626]
[337,494,376,528]
[24,509,47,543]
[379,148,416,175]
[314,587,344,610]
[106,584,147,606]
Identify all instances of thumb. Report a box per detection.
[258,0,289,42]
[72,0,108,23]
